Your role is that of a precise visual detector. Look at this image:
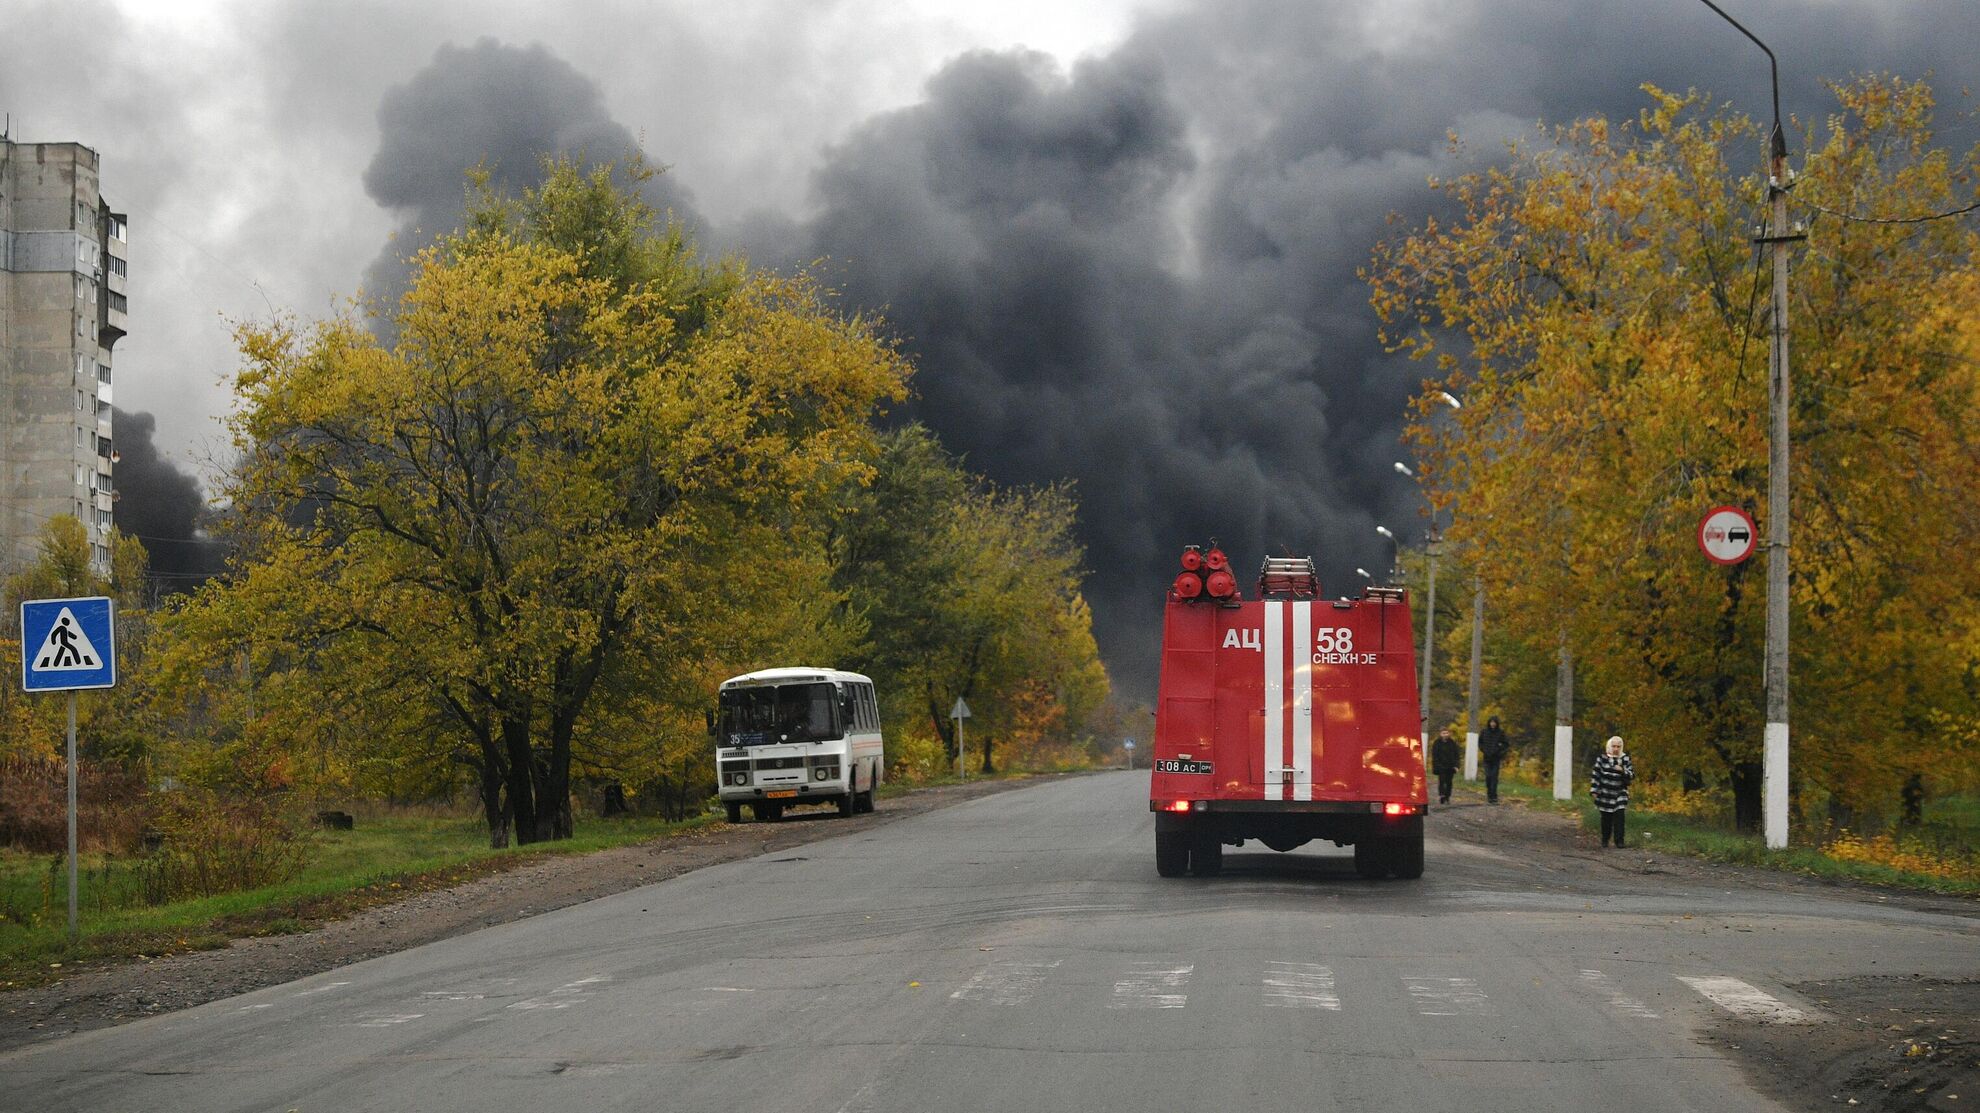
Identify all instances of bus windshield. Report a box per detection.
[718,683,842,746]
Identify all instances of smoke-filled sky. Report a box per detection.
[5,0,1975,690]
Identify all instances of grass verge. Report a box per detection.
[1490,777,1980,896]
[0,811,716,988]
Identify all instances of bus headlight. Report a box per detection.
[814,766,831,781]
[730,772,747,786]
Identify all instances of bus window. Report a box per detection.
[718,683,842,745]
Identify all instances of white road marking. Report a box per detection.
[1111,963,1193,1009]
[237,1003,273,1012]
[352,1013,424,1027]
[952,959,1063,1005]
[509,974,613,1011]
[1262,961,1339,1010]
[292,981,351,997]
[1677,975,1817,1023]
[419,991,486,1001]
[699,987,757,993]
[1402,975,1493,1016]
[1578,969,1660,1018]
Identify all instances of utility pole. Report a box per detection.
[1464,577,1484,781]
[1699,0,1794,849]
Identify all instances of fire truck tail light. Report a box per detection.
[1384,803,1406,816]
[1172,572,1203,599]
[1163,800,1192,813]
[1205,569,1237,598]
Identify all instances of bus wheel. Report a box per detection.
[1155,830,1189,877]
[856,789,874,814]
[724,802,743,824]
[755,803,783,822]
[836,791,855,817]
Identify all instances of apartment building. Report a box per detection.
[0,137,126,575]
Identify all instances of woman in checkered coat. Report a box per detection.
[1590,735,1634,848]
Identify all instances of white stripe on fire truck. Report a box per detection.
[1291,600,1313,801]
[1263,601,1283,801]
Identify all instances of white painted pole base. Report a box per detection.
[1463,732,1479,782]
[1553,725,1573,801]
[1763,720,1789,849]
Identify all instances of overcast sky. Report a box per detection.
[4,0,1974,691]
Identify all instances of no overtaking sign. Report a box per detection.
[1698,506,1758,566]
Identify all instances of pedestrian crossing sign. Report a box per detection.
[20,596,115,692]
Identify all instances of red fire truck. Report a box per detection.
[1149,545,1428,879]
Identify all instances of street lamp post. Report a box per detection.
[1395,462,1440,751]
[1699,0,1795,849]
[1464,577,1484,781]
[1374,526,1399,582]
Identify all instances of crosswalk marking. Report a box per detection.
[509,974,613,1011]
[952,960,1062,1005]
[1111,963,1193,1009]
[1262,962,1339,1010]
[1401,975,1493,1016]
[352,1013,423,1027]
[1578,969,1660,1018]
[1677,975,1816,1023]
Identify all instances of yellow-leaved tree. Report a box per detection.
[158,159,909,846]
[1368,77,1980,834]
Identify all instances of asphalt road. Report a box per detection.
[3,772,1975,1112]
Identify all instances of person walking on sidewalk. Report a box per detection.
[1591,735,1635,848]
[1431,727,1460,804]
[1478,716,1510,804]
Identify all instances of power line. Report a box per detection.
[1800,197,1980,225]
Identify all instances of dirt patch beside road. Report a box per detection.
[0,774,1075,1053]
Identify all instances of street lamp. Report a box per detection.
[1698,0,1795,850]
[1355,567,1372,581]
[1374,525,1399,581]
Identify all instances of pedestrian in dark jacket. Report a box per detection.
[1591,735,1634,847]
[1430,728,1460,804]
[1478,717,1510,804]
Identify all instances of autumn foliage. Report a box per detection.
[1367,77,1980,835]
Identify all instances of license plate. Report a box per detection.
[1156,759,1213,775]
[765,790,799,799]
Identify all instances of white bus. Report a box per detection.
[712,667,885,822]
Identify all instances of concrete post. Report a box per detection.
[1553,637,1573,801]
[1463,577,1484,781]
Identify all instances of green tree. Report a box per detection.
[830,425,1109,776]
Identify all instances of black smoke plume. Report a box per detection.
[109,408,224,592]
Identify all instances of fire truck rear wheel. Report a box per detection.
[1190,832,1223,876]
[1390,832,1425,879]
[1353,839,1388,879]
[1155,831,1190,877]
[725,802,743,824]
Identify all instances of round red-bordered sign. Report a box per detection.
[1698,506,1758,565]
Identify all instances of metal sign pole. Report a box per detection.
[67,690,78,940]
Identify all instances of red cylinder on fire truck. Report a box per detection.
[1150,547,1428,879]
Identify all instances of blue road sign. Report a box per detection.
[21,596,116,692]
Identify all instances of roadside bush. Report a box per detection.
[133,791,305,904]
[1824,829,1978,883]
[0,754,150,853]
